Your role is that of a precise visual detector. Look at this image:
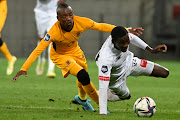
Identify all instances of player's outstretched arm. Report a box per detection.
[13,70,27,82]
[127,27,144,36]
[146,44,167,54]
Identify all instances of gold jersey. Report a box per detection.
[21,15,116,71]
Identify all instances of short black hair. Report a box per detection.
[57,3,70,13]
[57,3,69,8]
[111,26,128,43]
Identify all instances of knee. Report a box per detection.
[0,38,3,47]
[77,69,90,86]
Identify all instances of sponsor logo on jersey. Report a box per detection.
[140,59,147,68]
[44,34,51,41]
[101,65,108,73]
[99,76,110,81]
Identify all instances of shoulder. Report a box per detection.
[74,15,93,21]
[46,21,60,40]
[74,15,94,27]
[48,21,60,33]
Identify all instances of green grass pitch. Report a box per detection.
[0,58,179,120]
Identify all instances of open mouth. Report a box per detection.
[67,21,72,26]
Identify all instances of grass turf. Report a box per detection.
[0,58,180,120]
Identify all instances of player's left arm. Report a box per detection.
[98,63,112,115]
[90,21,116,32]
[88,19,144,36]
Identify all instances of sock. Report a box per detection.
[82,82,99,106]
[0,42,13,61]
[76,80,87,100]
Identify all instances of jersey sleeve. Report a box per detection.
[20,33,52,71]
[84,17,116,32]
[98,62,112,114]
[129,33,148,50]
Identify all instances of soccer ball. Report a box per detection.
[133,97,156,117]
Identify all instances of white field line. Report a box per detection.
[0,105,180,114]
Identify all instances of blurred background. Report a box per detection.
[1,0,180,60]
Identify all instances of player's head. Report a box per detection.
[111,26,129,52]
[57,3,74,31]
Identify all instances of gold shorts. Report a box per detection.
[50,48,87,78]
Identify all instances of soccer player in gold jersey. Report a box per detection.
[13,3,143,112]
[0,0,17,75]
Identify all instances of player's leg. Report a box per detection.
[35,12,47,75]
[51,53,98,111]
[69,64,99,105]
[0,38,17,75]
[36,36,46,75]
[107,82,131,102]
[130,57,169,78]
[46,43,56,78]
[76,80,87,101]
[150,63,169,78]
[0,1,17,75]
[46,12,57,78]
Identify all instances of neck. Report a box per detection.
[60,23,74,32]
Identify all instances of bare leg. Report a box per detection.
[150,63,169,78]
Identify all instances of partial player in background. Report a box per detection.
[96,26,169,114]
[0,0,17,75]
[13,3,143,112]
[34,0,65,78]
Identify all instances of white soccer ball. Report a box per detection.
[133,97,156,117]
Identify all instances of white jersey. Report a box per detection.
[34,0,58,14]
[34,0,58,38]
[96,33,149,114]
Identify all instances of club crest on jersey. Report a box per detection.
[75,31,82,37]
[101,65,108,74]
[44,34,51,42]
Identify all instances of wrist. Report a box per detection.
[146,46,154,53]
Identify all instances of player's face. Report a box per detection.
[57,7,74,31]
[114,35,130,52]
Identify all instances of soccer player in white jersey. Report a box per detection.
[34,0,65,77]
[96,26,169,115]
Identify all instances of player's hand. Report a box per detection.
[153,44,167,53]
[127,27,144,36]
[12,70,27,82]
[147,44,167,54]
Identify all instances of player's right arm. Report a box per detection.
[13,33,52,81]
[98,63,112,115]
[129,33,167,53]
